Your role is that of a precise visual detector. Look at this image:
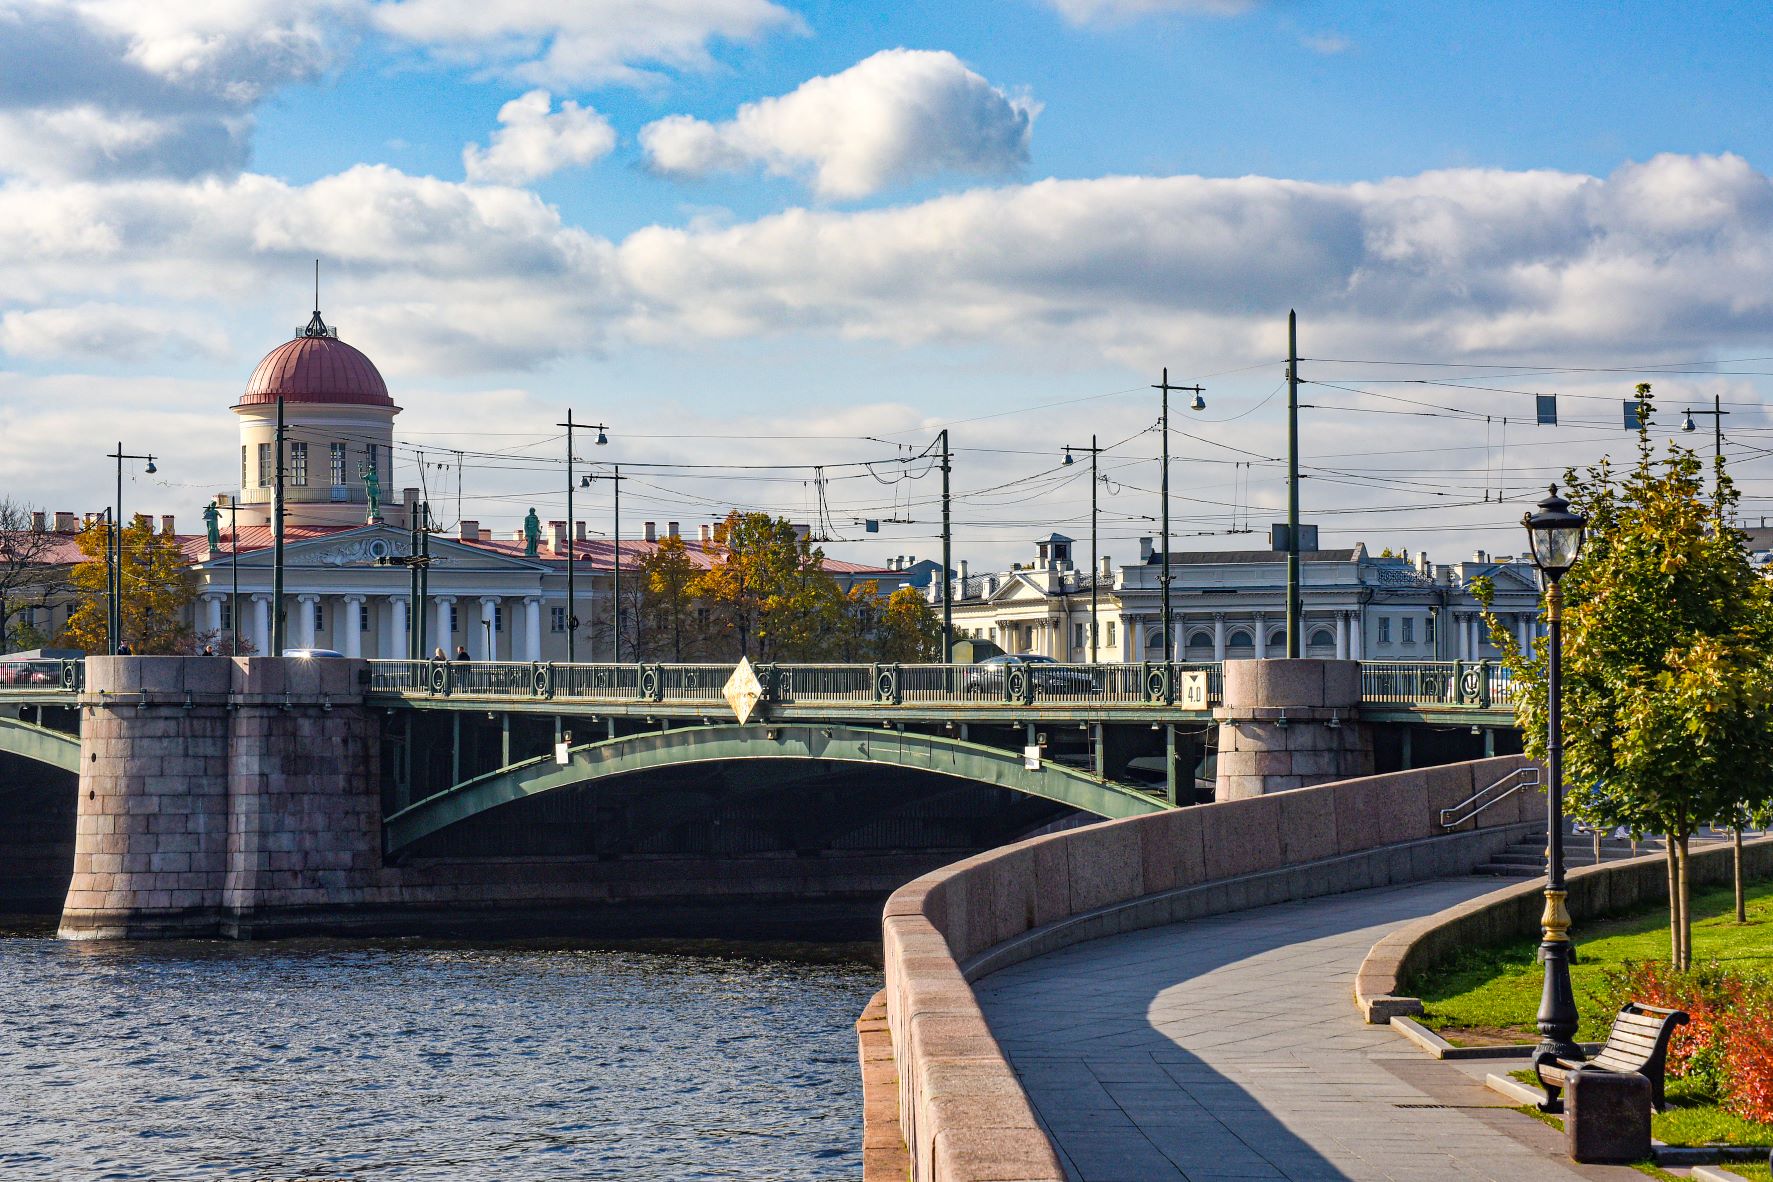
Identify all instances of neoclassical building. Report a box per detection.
[946,533,1544,664]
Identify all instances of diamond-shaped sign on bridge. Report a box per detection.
[723,657,765,725]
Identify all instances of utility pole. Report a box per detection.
[417,501,430,657]
[406,504,422,659]
[1152,370,1205,668]
[556,413,610,664]
[107,442,157,655]
[1286,310,1301,658]
[271,395,287,656]
[1681,394,1729,502]
[608,464,625,663]
[1062,436,1104,661]
[228,501,239,656]
[940,429,952,661]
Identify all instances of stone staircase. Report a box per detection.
[1476,828,1667,877]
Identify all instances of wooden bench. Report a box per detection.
[1533,1001,1689,1114]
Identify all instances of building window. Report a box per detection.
[1402,617,1414,644]
[241,446,248,491]
[493,605,504,632]
[449,605,459,634]
[1425,615,1436,644]
[365,443,380,480]
[1379,617,1392,644]
[330,442,346,487]
[290,442,308,487]
[1075,622,1087,649]
[551,607,566,633]
[257,442,272,487]
[220,602,232,630]
[312,602,325,632]
[361,607,371,633]
[1227,628,1254,653]
[1105,621,1116,647]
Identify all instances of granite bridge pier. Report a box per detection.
[0,656,1519,940]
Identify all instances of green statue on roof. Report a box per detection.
[523,507,541,557]
[362,465,382,522]
[203,500,221,549]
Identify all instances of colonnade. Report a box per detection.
[199,593,548,660]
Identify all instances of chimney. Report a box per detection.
[959,560,969,581]
[1100,555,1112,578]
[30,511,44,532]
[667,521,680,538]
[1472,549,1488,564]
[644,521,657,543]
[548,520,567,552]
[459,520,479,541]
[161,514,175,536]
[1139,536,1154,561]
[479,528,492,542]
[575,520,587,541]
[216,493,232,508]
[699,524,712,544]
[907,555,916,567]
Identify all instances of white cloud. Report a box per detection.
[1301,31,1350,55]
[640,49,1039,200]
[0,302,228,361]
[462,90,616,184]
[370,0,803,86]
[1043,0,1255,25]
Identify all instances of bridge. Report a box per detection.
[0,655,1525,940]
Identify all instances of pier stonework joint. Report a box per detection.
[1213,659,1373,800]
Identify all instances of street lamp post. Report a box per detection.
[106,443,158,654]
[557,413,609,664]
[1062,436,1104,662]
[1523,484,1588,1069]
[1680,395,1728,496]
[1152,371,1206,667]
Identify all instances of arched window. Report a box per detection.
[1307,627,1336,654]
[1226,629,1254,654]
[1185,630,1216,659]
[1147,630,1168,655]
[1268,630,1286,652]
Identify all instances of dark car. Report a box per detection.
[964,654,1097,696]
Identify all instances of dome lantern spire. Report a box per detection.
[301,258,336,339]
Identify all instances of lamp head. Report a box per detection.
[1062,449,1075,466]
[579,474,592,488]
[1682,411,1697,433]
[1522,483,1587,579]
[595,430,609,446]
[144,457,157,475]
[1190,393,1206,412]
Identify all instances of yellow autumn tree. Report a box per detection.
[58,516,197,654]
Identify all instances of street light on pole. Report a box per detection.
[1062,436,1104,662]
[1522,483,1588,1068]
[556,413,609,665]
[1680,394,1728,498]
[1152,371,1206,668]
[106,443,157,655]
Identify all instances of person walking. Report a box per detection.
[453,645,469,663]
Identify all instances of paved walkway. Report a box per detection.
[974,879,1648,1182]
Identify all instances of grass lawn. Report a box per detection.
[1408,878,1773,1044]
[1721,1165,1772,1182]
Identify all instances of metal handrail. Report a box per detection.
[1440,764,1540,827]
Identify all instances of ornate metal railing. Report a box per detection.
[1360,660,1511,710]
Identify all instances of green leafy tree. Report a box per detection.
[1478,385,1773,969]
[692,511,846,660]
[58,515,198,654]
[832,581,939,661]
[636,532,700,661]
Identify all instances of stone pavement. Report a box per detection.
[974,878,1648,1182]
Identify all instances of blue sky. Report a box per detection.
[3,0,1773,567]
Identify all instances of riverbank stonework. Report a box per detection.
[872,754,1543,1182]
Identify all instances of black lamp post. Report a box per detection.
[1522,483,1588,1064]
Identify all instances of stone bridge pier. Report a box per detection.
[1214,659,1373,801]
[59,656,381,940]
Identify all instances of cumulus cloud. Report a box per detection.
[463,90,616,184]
[0,153,1770,376]
[0,0,355,180]
[370,0,802,86]
[0,302,228,361]
[1043,0,1255,25]
[641,49,1038,200]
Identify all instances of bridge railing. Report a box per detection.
[349,658,1512,713]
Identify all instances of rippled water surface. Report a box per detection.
[0,929,878,1180]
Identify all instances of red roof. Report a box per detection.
[236,334,393,408]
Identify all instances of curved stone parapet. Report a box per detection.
[876,754,1542,1182]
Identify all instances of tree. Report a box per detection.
[838,581,939,662]
[692,511,847,661]
[58,515,198,654]
[0,500,67,651]
[636,532,699,661]
[1477,385,1773,970]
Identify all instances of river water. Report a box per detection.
[0,924,878,1181]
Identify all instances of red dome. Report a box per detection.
[237,332,393,408]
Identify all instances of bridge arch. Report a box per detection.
[385,722,1170,855]
[0,715,80,774]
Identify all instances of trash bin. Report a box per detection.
[1567,1069,1651,1164]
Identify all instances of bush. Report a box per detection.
[1605,960,1773,1124]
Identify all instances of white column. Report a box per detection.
[1468,614,1482,659]
[435,596,455,658]
[388,597,408,659]
[1252,613,1267,660]
[478,596,499,661]
[524,597,542,662]
[1351,608,1364,660]
[296,594,318,648]
[1451,612,1466,659]
[1517,614,1533,653]
[1334,611,1349,660]
[1129,616,1143,662]
[251,594,271,656]
[1212,614,1226,661]
[204,594,222,637]
[342,594,364,658]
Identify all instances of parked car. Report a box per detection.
[0,659,60,685]
[281,648,345,659]
[964,654,1098,696]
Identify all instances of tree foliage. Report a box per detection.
[57,515,198,654]
[692,511,844,660]
[0,500,66,651]
[1478,385,1773,968]
[636,532,698,661]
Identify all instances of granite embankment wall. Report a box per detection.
[1356,833,1773,1021]
[878,754,1544,1182]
